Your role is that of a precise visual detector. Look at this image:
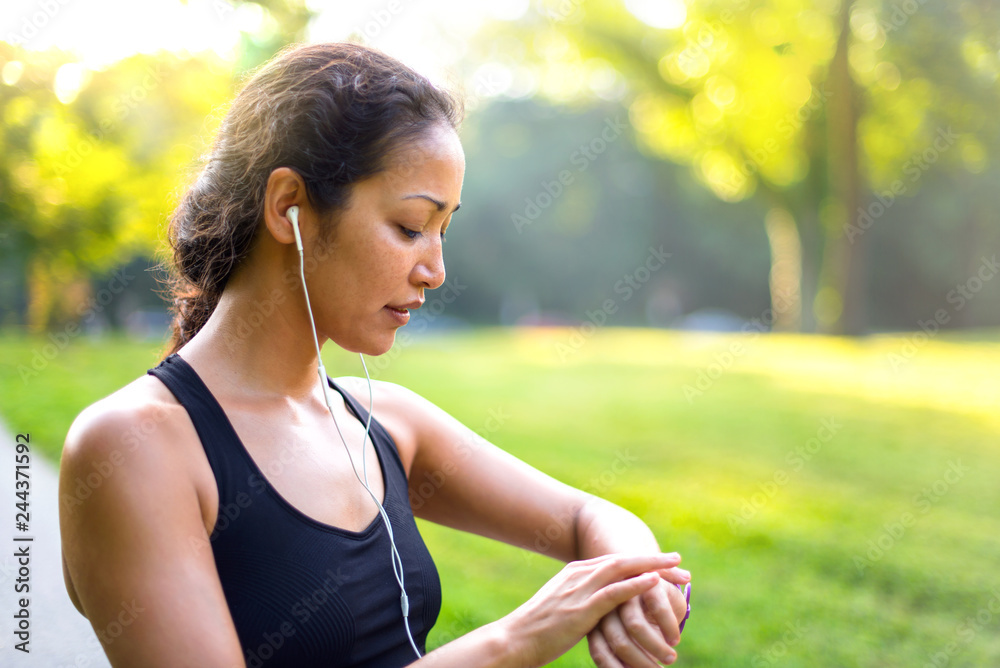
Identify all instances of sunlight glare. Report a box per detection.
[625,0,687,30]
[53,62,88,104]
[2,60,25,86]
[1,0,244,70]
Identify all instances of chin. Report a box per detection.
[339,331,398,357]
[368,339,397,357]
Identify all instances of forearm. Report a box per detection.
[411,619,525,668]
[574,494,662,559]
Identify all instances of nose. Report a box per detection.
[413,239,446,290]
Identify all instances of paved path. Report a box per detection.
[0,417,111,667]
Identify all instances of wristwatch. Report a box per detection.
[676,582,691,633]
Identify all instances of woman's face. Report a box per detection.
[308,123,465,355]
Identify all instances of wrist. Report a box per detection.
[489,613,532,668]
[574,495,661,560]
[412,617,530,668]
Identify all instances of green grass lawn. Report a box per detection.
[2,326,999,666]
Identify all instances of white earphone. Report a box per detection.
[287,205,421,659]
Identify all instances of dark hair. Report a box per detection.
[161,42,463,357]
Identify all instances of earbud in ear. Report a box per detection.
[288,206,303,252]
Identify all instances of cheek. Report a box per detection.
[332,225,417,296]
[369,240,416,276]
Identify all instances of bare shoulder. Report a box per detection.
[59,371,204,562]
[62,373,189,468]
[58,373,244,665]
[332,376,424,472]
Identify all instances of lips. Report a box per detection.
[386,299,424,311]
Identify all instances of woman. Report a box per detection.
[58,42,691,667]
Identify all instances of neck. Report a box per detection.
[178,256,331,404]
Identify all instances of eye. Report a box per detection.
[440,231,447,244]
[399,226,420,240]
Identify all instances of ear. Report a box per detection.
[263,167,306,246]
[264,204,301,247]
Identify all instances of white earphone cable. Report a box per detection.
[290,206,422,660]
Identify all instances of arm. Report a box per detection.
[59,400,246,667]
[353,380,690,666]
[353,378,590,561]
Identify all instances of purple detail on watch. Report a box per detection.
[676,582,691,633]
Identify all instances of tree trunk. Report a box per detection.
[26,256,92,332]
[764,206,802,332]
[795,204,822,333]
[818,0,867,336]
[26,257,54,333]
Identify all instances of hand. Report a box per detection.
[587,563,691,666]
[500,552,684,668]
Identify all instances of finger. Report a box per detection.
[617,595,678,665]
[642,582,681,648]
[655,566,691,586]
[588,628,627,668]
[590,553,683,588]
[599,609,664,668]
[590,571,661,616]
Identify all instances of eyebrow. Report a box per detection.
[402,194,461,214]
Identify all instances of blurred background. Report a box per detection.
[0,0,998,666]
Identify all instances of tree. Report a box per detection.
[0,0,315,330]
[469,0,1000,333]
[0,42,238,329]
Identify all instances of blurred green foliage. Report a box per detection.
[470,0,1000,335]
[0,41,239,329]
[2,0,1000,337]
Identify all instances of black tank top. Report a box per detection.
[147,353,441,667]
